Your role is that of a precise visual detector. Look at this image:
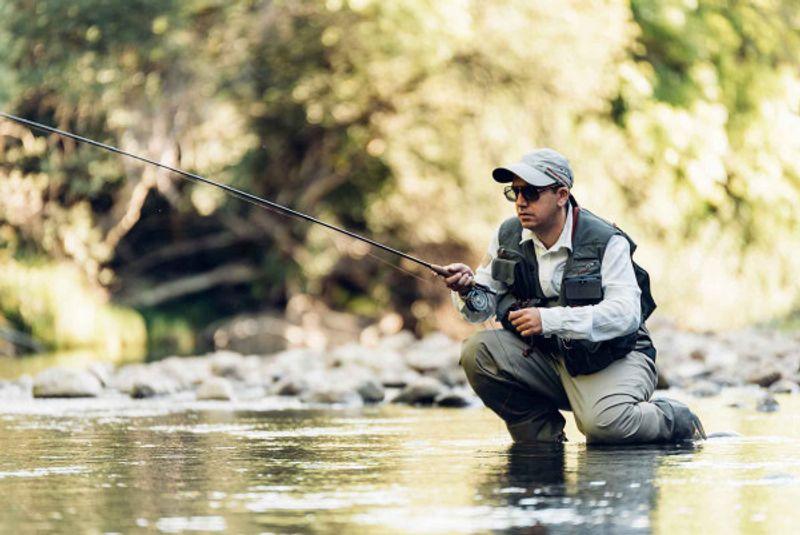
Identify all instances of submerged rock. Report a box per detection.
[755,394,780,413]
[391,376,446,405]
[196,377,235,401]
[33,368,103,398]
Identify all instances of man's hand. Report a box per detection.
[508,307,543,337]
[442,263,475,295]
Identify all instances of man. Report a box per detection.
[443,148,705,444]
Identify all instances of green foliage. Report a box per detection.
[1,0,800,343]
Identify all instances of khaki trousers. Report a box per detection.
[460,329,673,444]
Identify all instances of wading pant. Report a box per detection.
[460,329,673,444]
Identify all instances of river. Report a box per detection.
[1,391,798,533]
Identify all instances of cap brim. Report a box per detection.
[492,162,556,186]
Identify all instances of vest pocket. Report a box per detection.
[563,275,603,302]
[491,258,517,286]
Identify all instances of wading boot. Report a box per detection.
[652,398,707,442]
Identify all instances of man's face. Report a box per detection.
[511,177,567,231]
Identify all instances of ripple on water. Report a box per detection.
[0,465,88,479]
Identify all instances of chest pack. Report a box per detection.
[491,204,656,376]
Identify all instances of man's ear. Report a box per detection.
[558,187,570,207]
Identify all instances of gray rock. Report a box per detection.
[379,367,420,388]
[404,333,460,372]
[755,394,780,413]
[688,379,722,398]
[747,370,781,388]
[33,367,103,398]
[391,376,446,405]
[0,376,33,399]
[356,379,385,403]
[436,366,467,387]
[273,377,308,396]
[434,389,473,408]
[196,377,235,401]
[768,379,799,394]
[301,386,363,406]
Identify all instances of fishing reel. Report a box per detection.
[463,283,496,315]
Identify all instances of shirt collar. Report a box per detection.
[520,202,573,253]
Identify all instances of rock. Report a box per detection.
[688,379,722,398]
[434,389,473,408]
[301,386,363,406]
[377,330,417,352]
[85,362,113,387]
[196,377,235,401]
[747,370,781,388]
[204,313,290,355]
[0,376,33,399]
[378,365,420,388]
[391,376,446,405]
[404,333,460,372]
[356,379,385,403]
[436,366,467,388]
[33,367,103,398]
[273,377,308,396]
[768,379,799,394]
[156,357,210,390]
[755,394,780,413]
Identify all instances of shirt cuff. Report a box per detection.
[538,307,561,336]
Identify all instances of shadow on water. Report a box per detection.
[484,442,701,534]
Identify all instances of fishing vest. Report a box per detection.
[491,204,657,376]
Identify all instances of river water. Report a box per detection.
[1,392,799,534]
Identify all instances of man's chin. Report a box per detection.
[517,215,538,229]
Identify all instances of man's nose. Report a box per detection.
[515,191,528,207]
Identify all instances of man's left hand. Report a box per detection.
[508,307,543,337]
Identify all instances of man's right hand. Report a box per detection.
[442,263,475,295]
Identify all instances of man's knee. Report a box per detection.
[460,331,500,384]
[581,399,640,444]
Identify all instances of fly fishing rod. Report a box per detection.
[0,111,495,312]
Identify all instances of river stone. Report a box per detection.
[196,377,235,401]
[768,379,799,394]
[273,376,308,396]
[0,376,33,399]
[391,376,446,405]
[436,366,467,388]
[301,386,363,406]
[755,394,780,413]
[33,367,103,398]
[688,379,722,398]
[434,389,472,408]
[356,379,385,403]
[747,370,781,388]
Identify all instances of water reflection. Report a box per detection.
[1,397,800,533]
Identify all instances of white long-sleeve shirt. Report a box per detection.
[453,205,642,342]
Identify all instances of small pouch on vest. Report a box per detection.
[564,275,603,302]
[491,258,517,286]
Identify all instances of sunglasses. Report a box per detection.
[503,184,561,202]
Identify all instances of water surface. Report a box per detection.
[1,393,799,533]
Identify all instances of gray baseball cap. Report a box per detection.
[492,148,574,188]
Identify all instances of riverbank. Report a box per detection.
[1,320,799,410]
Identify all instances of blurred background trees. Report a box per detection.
[1,0,799,357]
